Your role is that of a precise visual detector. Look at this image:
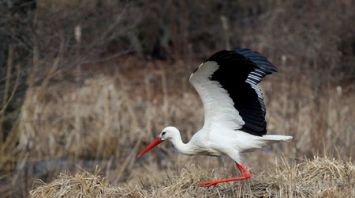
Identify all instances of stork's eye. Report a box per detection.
[162,132,166,136]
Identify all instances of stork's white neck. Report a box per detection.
[169,133,195,155]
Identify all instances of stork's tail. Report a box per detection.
[261,135,293,142]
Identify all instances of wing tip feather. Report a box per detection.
[236,48,277,74]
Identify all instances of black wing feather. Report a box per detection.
[207,48,277,136]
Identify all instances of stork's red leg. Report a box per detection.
[198,162,251,187]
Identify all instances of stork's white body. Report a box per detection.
[164,126,291,163]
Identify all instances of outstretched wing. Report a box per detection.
[189,48,277,136]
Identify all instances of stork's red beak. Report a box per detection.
[138,137,164,157]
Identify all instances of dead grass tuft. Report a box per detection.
[254,157,355,197]
[30,170,123,198]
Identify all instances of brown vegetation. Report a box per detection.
[0,0,355,197]
[30,157,354,197]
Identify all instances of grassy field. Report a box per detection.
[4,58,354,197]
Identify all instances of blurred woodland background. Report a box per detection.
[0,0,354,197]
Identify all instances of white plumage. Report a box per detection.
[189,61,245,131]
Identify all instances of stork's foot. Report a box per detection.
[197,162,251,187]
[197,176,251,187]
[198,181,219,187]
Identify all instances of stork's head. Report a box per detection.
[160,126,179,141]
[138,126,179,157]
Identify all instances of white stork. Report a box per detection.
[138,48,292,187]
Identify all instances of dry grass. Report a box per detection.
[17,59,202,160]
[30,157,354,198]
[30,170,122,198]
